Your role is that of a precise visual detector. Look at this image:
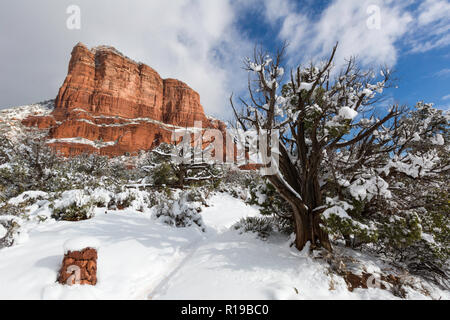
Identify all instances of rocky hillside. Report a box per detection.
[19,43,227,157]
[0,100,54,140]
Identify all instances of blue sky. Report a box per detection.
[0,0,449,118]
[394,47,450,108]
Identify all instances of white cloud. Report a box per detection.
[75,0,255,119]
[400,0,450,53]
[263,0,413,68]
[435,68,450,77]
[264,0,293,21]
[442,94,450,100]
[417,0,450,26]
[262,0,449,67]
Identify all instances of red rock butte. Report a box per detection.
[23,43,228,157]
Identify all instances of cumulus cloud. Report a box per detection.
[262,0,413,68]
[408,0,450,53]
[417,0,450,25]
[262,0,449,67]
[435,68,450,77]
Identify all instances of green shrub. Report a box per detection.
[246,180,292,218]
[152,163,177,186]
[234,216,273,239]
[234,215,293,240]
[51,202,94,222]
[0,220,20,249]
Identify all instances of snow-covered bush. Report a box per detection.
[139,143,224,188]
[231,42,449,285]
[51,202,95,222]
[322,103,448,282]
[0,203,23,249]
[153,189,206,232]
[113,188,157,212]
[321,176,448,287]
[50,190,96,221]
[70,153,110,177]
[51,155,128,193]
[322,197,379,247]
[218,168,260,201]
[246,179,292,218]
[151,162,178,186]
[0,130,130,202]
[234,216,273,239]
[49,187,160,221]
[223,167,257,186]
[234,215,293,240]
[0,219,20,249]
[0,132,59,199]
[227,178,294,239]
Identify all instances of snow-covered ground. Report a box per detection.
[0,193,447,300]
[0,100,54,121]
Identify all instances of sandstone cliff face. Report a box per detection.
[23,43,225,157]
[162,79,208,127]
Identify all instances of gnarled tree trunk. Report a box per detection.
[291,201,332,252]
[269,175,332,252]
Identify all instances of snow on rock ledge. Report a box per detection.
[63,237,100,254]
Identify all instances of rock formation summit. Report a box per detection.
[23,43,226,157]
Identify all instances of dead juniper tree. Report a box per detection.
[231,43,406,252]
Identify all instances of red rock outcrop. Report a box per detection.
[23,43,227,157]
[21,115,56,129]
